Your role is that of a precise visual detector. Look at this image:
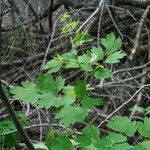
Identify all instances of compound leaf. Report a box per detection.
[78,54,93,72]
[36,74,57,93]
[43,59,62,73]
[36,93,63,108]
[107,115,138,136]
[94,68,112,79]
[106,132,127,144]
[55,106,88,126]
[76,125,100,148]
[138,117,150,137]
[82,97,103,109]
[105,51,125,64]
[10,82,38,104]
[73,32,93,48]
[101,33,122,55]
[90,46,104,61]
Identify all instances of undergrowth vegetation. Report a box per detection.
[0,13,150,150]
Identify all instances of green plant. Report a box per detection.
[1,13,150,150]
[0,112,29,149]
[130,106,150,117]
[10,32,125,127]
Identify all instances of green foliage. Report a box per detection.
[74,80,86,99]
[101,32,122,55]
[130,106,150,116]
[90,46,104,61]
[60,12,70,22]
[50,135,73,150]
[94,68,112,79]
[4,23,134,149]
[55,76,65,92]
[46,131,73,150]
[73,116,150,150]
[62,50,79,69]
[129,106,145,114]
[43,59,63,73]
[1,133,20,149]
[55,105,88,126]
[81,97,103,109]
[41,32,124,81]
[95,135,132,150]
[0,112,28,148]
[101,32,125,64]
[10,82,38,104]
[60,12,78,35]
[107,115,138,136]
[131,141,150,150]
[37,93,63,108]
[75,125,100,149]
[138,117,150,137]
[105,132,127,143]
[36,74,57,93]
[11,74,66,108]
[72,32,93,48]
[17,112,29,126]
[1,11,150,150]
[0,120,16,135]
[61,21,78,35]
[78,54,94,71]
[75,125,133,150]
[104,132,133,150]
[105,51,125,64]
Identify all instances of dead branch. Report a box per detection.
[98,84,150,127]
[129,5,150,60]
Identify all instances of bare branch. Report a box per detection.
[98,84,150,127]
